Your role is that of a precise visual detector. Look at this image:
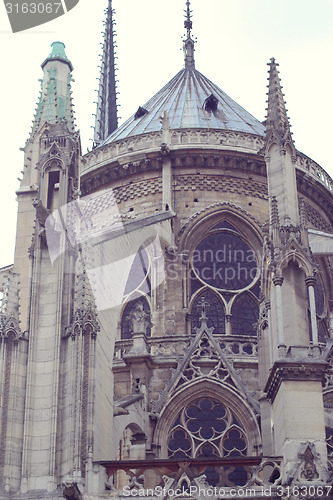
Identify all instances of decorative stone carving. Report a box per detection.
[285,442,329,486]
[128,301,149,335]
[152,311,260,415]
[62,478,83,500]
[32,198,51,229]
[176,201,263,245]
[299,446,319,481]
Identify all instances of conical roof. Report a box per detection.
[100,67,265,146]
[29,42,76,142]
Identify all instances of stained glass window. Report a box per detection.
[121,297,151,339]
[189,225,260,337]
[192,232,257,291]
[230,294,258,336]
[167,398,248,486]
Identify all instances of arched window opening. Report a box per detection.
[123,246,150,299]
[231,294,258,336]
[191,290,225,334]
[188,221,260,339]
[47,170,60,211]
[121,297,151,339]
[167,397,249,486]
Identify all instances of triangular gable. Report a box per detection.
[152,311,259,415]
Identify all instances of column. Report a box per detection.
[305,276,318,346]
[273,276,286,357]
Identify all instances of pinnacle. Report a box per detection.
[93,0,118,146]
[265,57,293,145]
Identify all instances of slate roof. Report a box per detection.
[100,67,265,146]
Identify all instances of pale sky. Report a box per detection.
[1,0,332,269]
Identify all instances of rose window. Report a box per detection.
[192,231,257,291]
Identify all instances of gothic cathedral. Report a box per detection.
[1,1,333,499]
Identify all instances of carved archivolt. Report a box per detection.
[176,202,263,252]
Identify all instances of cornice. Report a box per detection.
[296,170,333,229]
[265,358,327,403]
[80,148,266,197]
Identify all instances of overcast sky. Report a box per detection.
[0,0,332,269]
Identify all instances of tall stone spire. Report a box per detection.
[183,0,195,69]
[93,0,118,146]
[265,58,295,152]
[29,42,76,141]
[264,58,299,226]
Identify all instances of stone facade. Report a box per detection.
[1,5,333,500]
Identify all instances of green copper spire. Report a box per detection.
[28,42,76,142]
[41,41,73,71]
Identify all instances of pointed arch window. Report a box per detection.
[189,220,260,337]
[167,397,248,486]
[123,246,150,299]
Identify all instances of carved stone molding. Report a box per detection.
[65,308,100,340]
[176,201,263,246]
[0,315,26,344]
[265,359,327,403]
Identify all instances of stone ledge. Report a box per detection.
[265,358,327,403]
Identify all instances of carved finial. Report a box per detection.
[184,0,192,38]
[299,197,308,228]
[265,57,295,154]
[183,0,195,69]
[197,296,210,327]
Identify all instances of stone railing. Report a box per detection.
[99,456,282,497]
[218,337,258,357]
[296,152,333,193]
[81,129,265,176]
[113,335,258,361]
